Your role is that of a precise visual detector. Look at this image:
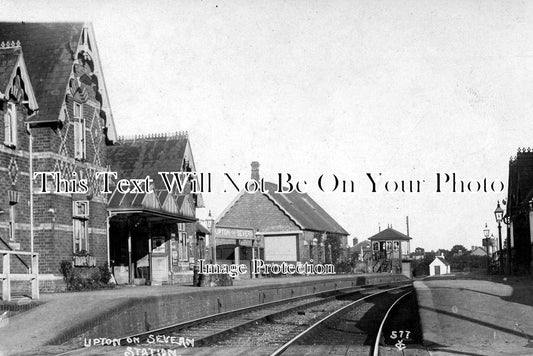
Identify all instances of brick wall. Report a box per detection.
[1,89,110,295]
[60,274,408,345]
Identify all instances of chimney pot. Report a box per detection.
[251,161,260,181]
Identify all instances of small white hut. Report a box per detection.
[429,256,450,276]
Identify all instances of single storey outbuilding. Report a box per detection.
[216,162,349,274]
[429,256,450,276]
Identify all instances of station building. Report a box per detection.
[107,132,204,285]
[0,22,118,292]
[506,148,533,274]
[0,22,203,294]
[216,162,349,276]
[368,227,411,275]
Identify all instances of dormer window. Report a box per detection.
[4,102,17,148]
[73,102,86,160]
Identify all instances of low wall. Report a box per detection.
[58,273,408,345]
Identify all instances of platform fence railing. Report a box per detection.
[0,250,39,301]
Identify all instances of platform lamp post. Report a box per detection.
[494,201,504,274]
[503,214,511,274]
[483,223,490,272]
[206,211,216,264]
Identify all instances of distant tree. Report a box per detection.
[412,251,436,277]
[436,248,450,259]
[450,245,468,257]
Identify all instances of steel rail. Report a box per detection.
[55,280,411,355]
[269,284,412,356]
[117,279,410,345]
[372,290,412,356]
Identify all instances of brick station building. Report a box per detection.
[216,162,349,274]
[506,148,533,274]
[0,22,118,292]
[107,132,204,285]
[0,22,202,293]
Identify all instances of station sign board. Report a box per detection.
[215,226,255,240]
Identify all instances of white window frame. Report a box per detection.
[73,103,86,160]
[4,102,17,148]
[72,200,89,253]
[73,218,88,253]
[73,201,89,218]
[73,102,82,119]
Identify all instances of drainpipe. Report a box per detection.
[26,123,34,255]
[106,212,111,268]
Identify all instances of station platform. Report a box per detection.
[0,273,406,356]
[414,275,533,356]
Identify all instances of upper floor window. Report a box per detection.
[73,102,86,160]
[73,201,89,218]
[4,102,17,148]
[73,102,82,119]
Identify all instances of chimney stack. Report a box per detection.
[251,161,260,181]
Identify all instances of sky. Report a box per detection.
[4,0,533,251]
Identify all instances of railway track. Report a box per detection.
[46,281,412,356]
[270,285,424,356]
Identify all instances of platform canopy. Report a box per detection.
[106,132,202,223]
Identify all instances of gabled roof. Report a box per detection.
[0,48,19,94]
[107,132,204,211]
[264,182,349,235]
[0,22,117,140]
[0,45,38,111]
[434,256,450,266]
[353,240,371,251]
[470,246,486,255]
[1,22,82,121]
[107,132,189,189]
[368,227,412,241]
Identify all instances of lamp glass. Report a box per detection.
[494,202,504,223]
